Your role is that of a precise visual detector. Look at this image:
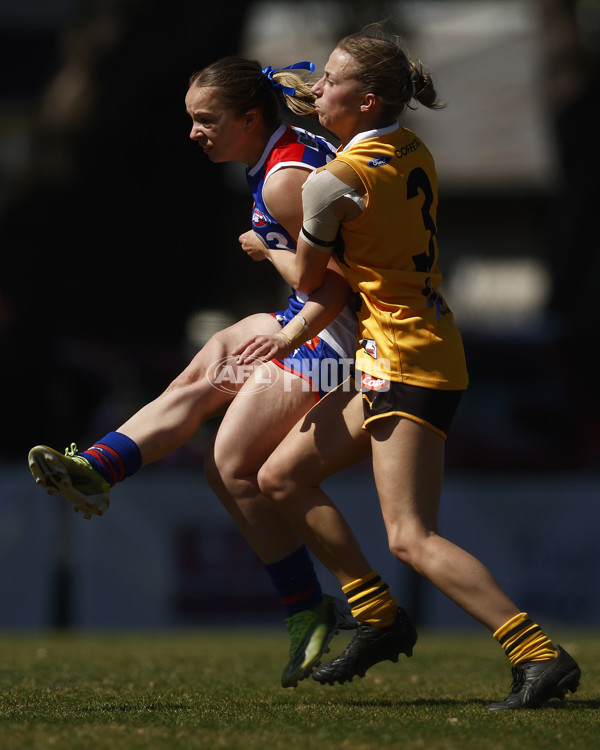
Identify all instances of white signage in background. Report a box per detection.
[2,466,599,629]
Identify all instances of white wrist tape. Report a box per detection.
[278,314,310,348]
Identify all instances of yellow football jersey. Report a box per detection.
[327,127,468,390]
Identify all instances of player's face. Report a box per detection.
[186,86,252,163]
[311,48,366,144]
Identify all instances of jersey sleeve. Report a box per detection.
[300,163,365,251]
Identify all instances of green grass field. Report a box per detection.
[0,628,597,750]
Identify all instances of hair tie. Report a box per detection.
[261,61,315,96]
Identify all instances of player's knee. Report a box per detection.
[387,525,421,568]
[165,361,205,394]
[206,451,236,495]
[388,538,412,567]
[389,526,437,575]
[165,330,230,394]
[257,459,289,501]
[208,438,253,496]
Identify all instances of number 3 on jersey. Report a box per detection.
[407,167,438,274]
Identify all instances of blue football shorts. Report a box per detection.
[271,309,351,400]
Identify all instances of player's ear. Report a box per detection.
[360,93,376,113]
[243,108,260,130]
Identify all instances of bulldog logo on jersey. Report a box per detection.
[252,206,268,227]
[360,338,377,358]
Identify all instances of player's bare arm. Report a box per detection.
[254,166,312,286]
[233,267,351,364]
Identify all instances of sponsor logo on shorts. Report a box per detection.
[360,372,390,391]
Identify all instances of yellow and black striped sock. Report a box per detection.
[494,612,558,665]
[342,570,398,628]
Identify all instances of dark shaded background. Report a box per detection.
[1,0,598,473]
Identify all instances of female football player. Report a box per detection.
[233,26,581,709]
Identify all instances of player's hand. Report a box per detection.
[239,230,268,261]
[232,333,292,365]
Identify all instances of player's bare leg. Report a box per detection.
[258,386,417,686]
[205,366,357,687]
[257,385,373,583]
[29,313,281,515]
[371,416,520,631]
[118,312,282,464]
[205,362,314,563]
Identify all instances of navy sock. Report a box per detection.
[79,431,142,486]
[265,544,323,617]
